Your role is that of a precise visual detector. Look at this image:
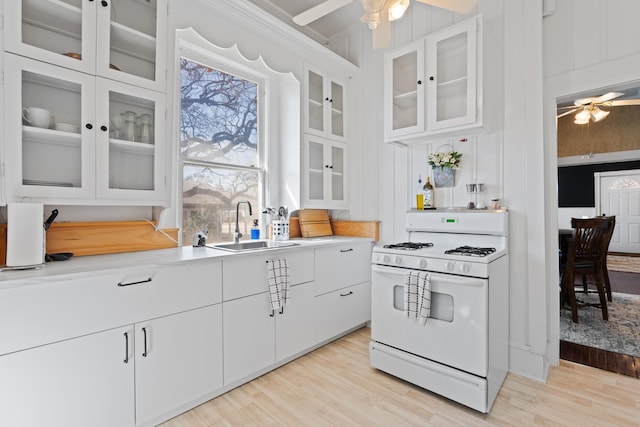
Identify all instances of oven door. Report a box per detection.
[371,265,488,377]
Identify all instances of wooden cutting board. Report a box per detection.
[298,209,333,237]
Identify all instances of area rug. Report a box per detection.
[560,292,640,357]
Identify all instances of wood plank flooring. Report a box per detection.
[161,327,640,427]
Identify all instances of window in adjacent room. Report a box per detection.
[179,56,264,244]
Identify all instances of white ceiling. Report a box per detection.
[248,0,364,44]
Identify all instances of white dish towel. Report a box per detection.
[404,271,431,325]
[267,257,290,311]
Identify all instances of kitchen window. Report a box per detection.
[179,56,264,244]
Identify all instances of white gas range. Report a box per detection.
[369,210,509,413]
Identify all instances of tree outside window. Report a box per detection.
[180,57,262,244]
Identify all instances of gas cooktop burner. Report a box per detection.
[444,246,496,257]
[383,242,434,251]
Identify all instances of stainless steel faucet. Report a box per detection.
[234,201,252,244]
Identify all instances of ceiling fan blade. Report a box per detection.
[415,0,478,14]
[574,92,624,106]
[593,91,624,104]
[608,99,640,106]
[372,5,391,49]
[557,108,579,119]
[293,0,353,26]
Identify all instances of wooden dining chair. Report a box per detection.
[560,216,614,323]
[579,215,616,302]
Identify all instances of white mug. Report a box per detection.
[22,107,52,128]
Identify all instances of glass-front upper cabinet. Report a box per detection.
[426,17,478,131]
[4,0,167,91]
[303,135,347,209]
[383,39,425,140]
[4,53,165,205]
[304,66,346,142]
[95,77,165,202]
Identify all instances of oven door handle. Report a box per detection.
[372,264,487,288]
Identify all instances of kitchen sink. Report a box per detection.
[209,241,299,252]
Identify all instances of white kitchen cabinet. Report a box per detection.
[314,241,372,296]
[315,281,371,343]
[426,17,479,131]
[3,53,166,205]
[383,15,482,142]
[303,134,347,209]
[314,241,372,342]
[304,66,347,142]
[0,325,135,427]
[135,304,223,426]
[384,39,426,140]
[4,0,167,92]
[222,249,315,385]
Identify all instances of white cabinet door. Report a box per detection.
[426,17,479,131]
[3,53,166,205]
[275,281,316,361]
[315,282,371,343]
[4,0,167,91]
[303,134,347,209]
[135,304,223,426]
[223,292,275,385]
[304,67,347,141]
[4,54,96,201]
[95,77,166,202]
[384,40,425,140]
[0,326,135,427]
[315,241,372,295]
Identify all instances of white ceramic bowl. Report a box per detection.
[55,123,79,133]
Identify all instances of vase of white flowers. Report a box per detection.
[428,150,462,188]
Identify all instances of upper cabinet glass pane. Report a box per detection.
[21,0,83,57]
[107,0,158,81]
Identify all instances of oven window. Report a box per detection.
[393,286,454,322]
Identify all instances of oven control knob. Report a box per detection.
[444,261,455,272]
[418,259,427,269]
[395,256,402,265]
[383,255,390,263]
[460,263,471,273]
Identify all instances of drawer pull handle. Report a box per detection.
[142,327,148,357]
[123,332,129,364]
[269,309,275,317]
[340,291,354,297]
[117,277,152,287]
[340,248,353,253]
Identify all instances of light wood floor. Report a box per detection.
[161,327,640,426]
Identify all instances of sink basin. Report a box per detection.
[210,241,299,252]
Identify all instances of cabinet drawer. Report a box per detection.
[223,249,314,301]
[0,260,222,355]
[315,242,372,295]
[315,281,371,343]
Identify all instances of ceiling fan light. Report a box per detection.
[591,107,609,122]
[574,117,590,125]
[574,108,591,122]
[360,11,380,29]
[388,0,409,21]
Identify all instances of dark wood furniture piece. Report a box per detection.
[560,216,615,323]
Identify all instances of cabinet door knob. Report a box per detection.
[325,97,329,101]
[417,80,422,85]
[100,125,108,132]
[85,123,93,130]
[325,164,330,168]
[329,165,333,169]
[329,98,333,103]
[429,76,435,81]
[101,0,109,6]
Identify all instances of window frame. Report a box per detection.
[177,47,268,244]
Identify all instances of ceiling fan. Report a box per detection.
[557,92,640,124]
[293,0,478,49]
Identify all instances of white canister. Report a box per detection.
[6,203,45,268]
[272,220,289,241]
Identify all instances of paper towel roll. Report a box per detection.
[6,203,44,268]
